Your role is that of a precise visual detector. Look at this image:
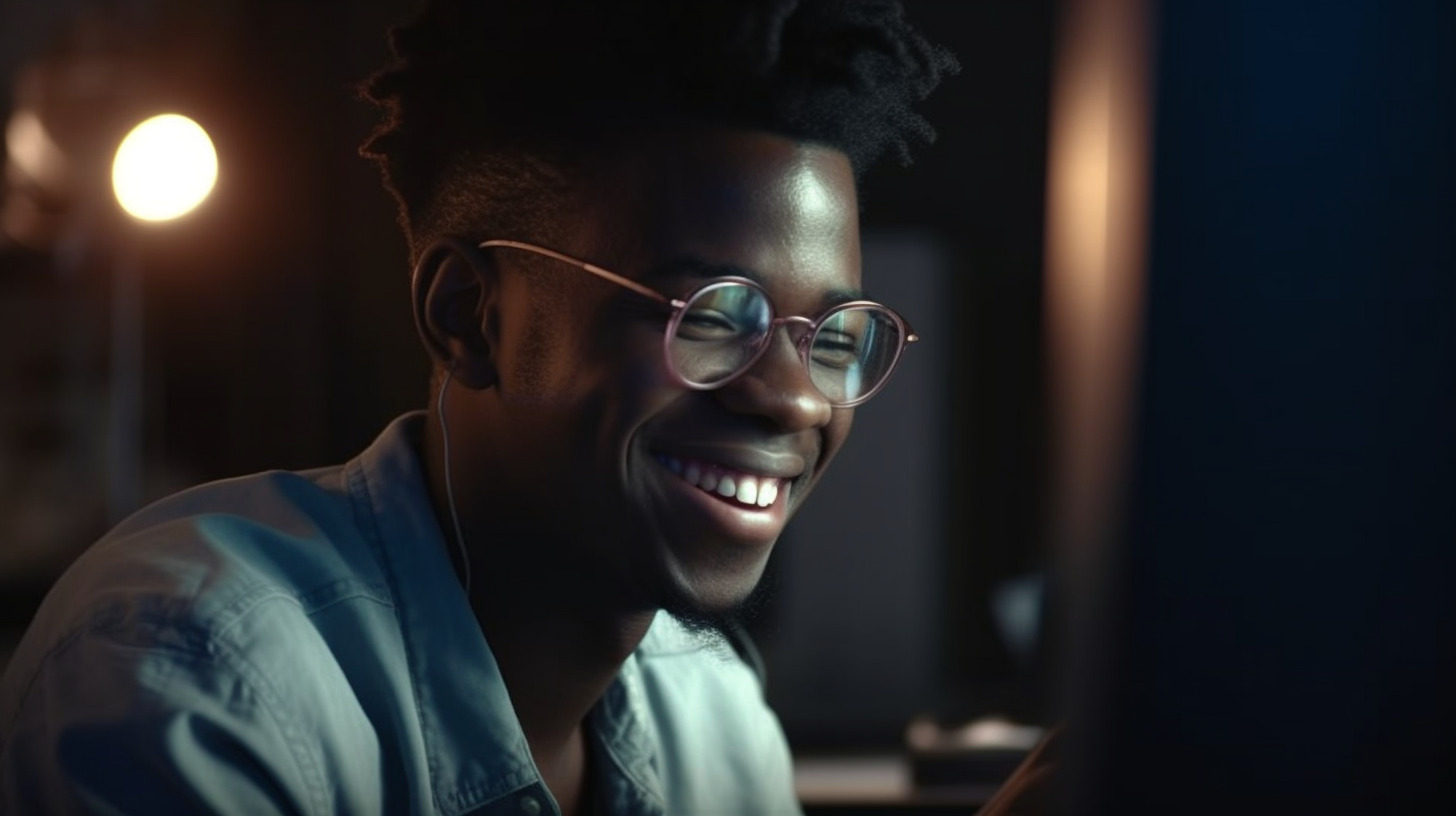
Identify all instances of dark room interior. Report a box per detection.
[2,1,1453,814]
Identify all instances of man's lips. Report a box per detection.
[651,450,801,509]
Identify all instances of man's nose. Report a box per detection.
[713,329,835,431]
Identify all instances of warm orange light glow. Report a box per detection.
[112,114,217,221]
[5,109,69,192]
[1044,0,1153,556]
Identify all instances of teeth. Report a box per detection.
[716,475,737,497]
[656,453,783,510]
[736,478,758,505]
[758,480,779,507]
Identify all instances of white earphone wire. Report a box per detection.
[436,366,473,596]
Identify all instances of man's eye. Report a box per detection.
[677,309,740,339]
[811,333,859,368]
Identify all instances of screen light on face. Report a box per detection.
[112,114,217,221]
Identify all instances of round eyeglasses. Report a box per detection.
[478,239,919,407]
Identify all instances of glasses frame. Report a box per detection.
[478,239,919,407]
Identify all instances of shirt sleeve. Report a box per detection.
[1,625,325,816]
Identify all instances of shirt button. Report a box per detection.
[519,795,542,816]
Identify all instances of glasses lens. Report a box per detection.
[807,306,904,405]
[668,282,772,386]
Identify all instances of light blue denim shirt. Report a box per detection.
[0,414,801,815]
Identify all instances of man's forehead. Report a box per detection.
[562,127,862,304]
[598,131,857,239]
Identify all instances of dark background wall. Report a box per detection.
[1075,1,1456,813]
[0,0,1058,751]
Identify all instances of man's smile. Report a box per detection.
[654,452,784,508]
[646,445,806,546]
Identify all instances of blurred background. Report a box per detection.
[1,1,1453,814]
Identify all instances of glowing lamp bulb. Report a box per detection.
[112,114,218,221]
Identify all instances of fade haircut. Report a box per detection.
[360,0,959,258]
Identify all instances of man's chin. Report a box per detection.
[654,563,778,640]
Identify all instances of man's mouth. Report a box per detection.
[653,452,782,509]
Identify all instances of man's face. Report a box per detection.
[481,128,860,617]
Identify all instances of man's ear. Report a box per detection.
[412,237,499,390]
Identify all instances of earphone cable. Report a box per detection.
[436,368,473,596]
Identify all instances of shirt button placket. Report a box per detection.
[518,794,543,816]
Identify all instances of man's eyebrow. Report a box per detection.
[642,256,869,306]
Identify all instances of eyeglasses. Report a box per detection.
[478,239,918,407]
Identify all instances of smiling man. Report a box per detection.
[0,1,956,814]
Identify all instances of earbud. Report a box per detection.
[437,361,473,596]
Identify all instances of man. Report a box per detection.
[0,1,958,813]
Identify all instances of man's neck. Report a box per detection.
[473,584,654,814]
[471,584,656,753]
[420,415,657,811]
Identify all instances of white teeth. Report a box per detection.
[657,452,784,509]
[737,477,758,505]
[758,480,779,507]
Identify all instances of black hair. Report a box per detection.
[360,0,959,257]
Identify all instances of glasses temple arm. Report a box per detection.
[478,239,670,304]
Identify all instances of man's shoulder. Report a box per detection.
[0,463,410,815]
[108,464,354,552]
[5,464,394,691]
[85,463,387,610]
